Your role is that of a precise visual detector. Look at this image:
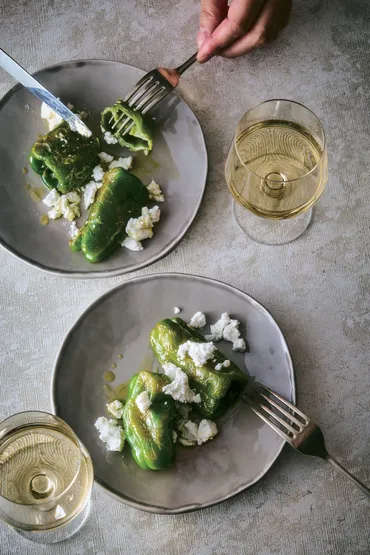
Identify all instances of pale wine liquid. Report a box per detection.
[227,120,327,219]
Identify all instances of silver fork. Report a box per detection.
[109,52,197,138]
[243,382,370,497]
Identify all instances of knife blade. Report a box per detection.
[0,48,92,137]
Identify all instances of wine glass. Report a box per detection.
[225,99,328,244]
[0,411,93,544]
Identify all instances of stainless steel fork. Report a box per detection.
[109,52,197,137]
[243,382,370,497]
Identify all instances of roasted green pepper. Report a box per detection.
[150,318,248,418]
[29,122,99,193]
[123,371,175,470]
[70,167,149,263]
[101,101,153,154]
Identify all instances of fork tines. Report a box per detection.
[109,71,168,136]
[243,382,310,443]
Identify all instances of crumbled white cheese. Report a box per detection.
[173,307,181,314]
[69,221,79,238]
[189,312,206,329]
[41,101,63,130]
[92,165,105,182]
[98,151,114,163]
[108,156,133,171]
[43,189,60,207]
[177,341,217,367]
[104,131,118,144]
[94,417,125,451]
[162,363,201,404]
[67,103,74,110]
[205,313,231,342]
[68,116,91,138]
[83,181,99,209]
[121,236,143,251]
[223,320,241,343]
[107,400,124,419]
[197,420,218,444]
[233,338,246,352]
[45,190,81,222]
[215,359,231,371]
[147,205,161,223]
[147,180,165,202]
[125,206,160,243]
[179,419,217,446]
[135,391,152,414]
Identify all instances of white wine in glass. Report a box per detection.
[0,411,93,544]
[225,100,328,244]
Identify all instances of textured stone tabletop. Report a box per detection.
[0,0,369,553]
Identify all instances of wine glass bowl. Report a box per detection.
[225,100,328,244]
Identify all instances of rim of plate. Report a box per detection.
[50,272,297,514]
[0,59,208,279]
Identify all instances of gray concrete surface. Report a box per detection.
[0,0,369,553]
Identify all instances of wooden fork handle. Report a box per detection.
[326,454,370,498]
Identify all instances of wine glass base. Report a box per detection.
[233,201,312,245]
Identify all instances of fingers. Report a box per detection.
[221,0,292,58]
[197,0,266,62]
[197,0,228,51]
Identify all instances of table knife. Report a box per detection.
[0,48,91,137]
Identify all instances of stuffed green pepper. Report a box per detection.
[70,167,149,263]
[101,100,153,154]
[150,318,248,418]
[123,371,175,470]
[29,122,99,193]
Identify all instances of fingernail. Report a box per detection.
[197,38,213,63]
[196,27,209,49]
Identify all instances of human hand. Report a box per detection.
[196,0,292,62]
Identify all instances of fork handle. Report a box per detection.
[326,454,370,497]
[175,53,198,75]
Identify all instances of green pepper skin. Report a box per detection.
[101,101,153,153]
[123,371,175,470]
[70,167,149,263]
[150,318,248,418]
[29,122,100,193]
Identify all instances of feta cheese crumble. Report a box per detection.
[147,180,165,202]
[173,307,181,314]
[205,313,231,341]
[162,363,201,404]
[98,151,114,163]
[69,221,79,238]
[41,101,63,130]
[83,181,99,209]
[135,391,152,414]
[107,400,124,419]
[206,313,246,352]
[92,165,105,182]
[108,156,133,171]
[215,359,231,371]
[43,190,81,221]
[178,419,218,446]
[104,131,118,144]
[232,338,246,351]
[94,417,125,451]
[121,237,144,251]
[68,117,92,138]
[177,341,217,367]
[125,206,161,242]
[189,312,206,329]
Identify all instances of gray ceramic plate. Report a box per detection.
[51,273,296,513]
[0,60,207,277]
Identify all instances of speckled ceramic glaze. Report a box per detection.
[51,273,296,513]
[0,60,207,277]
